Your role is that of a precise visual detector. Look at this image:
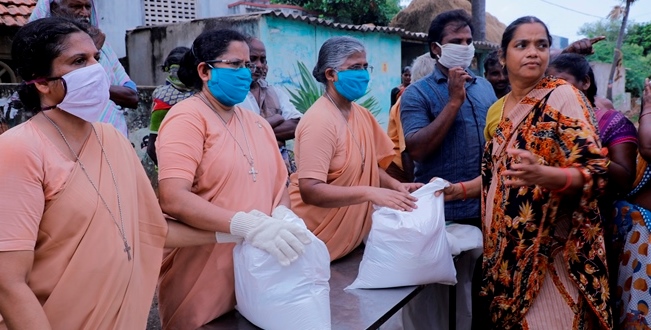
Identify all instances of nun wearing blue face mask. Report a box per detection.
[287,36,423,262]
[155,29,312,329]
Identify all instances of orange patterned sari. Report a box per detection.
[481,77,611,329]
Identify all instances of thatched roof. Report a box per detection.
[389,0,506,44]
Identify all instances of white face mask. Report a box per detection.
[56,63,110,122]
[436,42,475,69]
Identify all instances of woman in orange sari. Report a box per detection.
[289,36,422,261]
[0,17,216,330]
[156,29,311,329]
[440,17,611,328]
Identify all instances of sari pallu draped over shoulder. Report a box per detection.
[0,123,167,329]
[289,97,394,261]
[481,77,611,329]
[156,98,288,330]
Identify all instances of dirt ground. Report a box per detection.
[147,294,162,330]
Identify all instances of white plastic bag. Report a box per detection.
[445,223,483,256]
[347,179,457,289]
[233,212,332,330]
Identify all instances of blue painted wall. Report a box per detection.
[259,16,402,127]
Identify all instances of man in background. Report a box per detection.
[238,37,303,176]
[30,0,139,137]
[399,9,497,330]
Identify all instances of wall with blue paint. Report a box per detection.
[259,16,402,127]
[126,14,404,128]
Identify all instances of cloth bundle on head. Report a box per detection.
[30,0,99,26]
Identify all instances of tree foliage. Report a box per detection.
[580,16,651,97]
[587,41,651,97]
[626,22,651,56]
[578,19,622,42]
[271,0,401,26]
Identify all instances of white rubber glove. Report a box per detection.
[215,232,243,244]
[230,210,312,266]
[271,205,296,220]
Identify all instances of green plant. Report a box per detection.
[285,61,383,120]
[271,0,400,26]
[285,61,322,113]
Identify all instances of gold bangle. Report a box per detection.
[605,160,611,167]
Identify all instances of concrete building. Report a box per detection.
[0,0,33,83]
[126,11,421,125]
[99,0,308,58]
[551,34,569,50]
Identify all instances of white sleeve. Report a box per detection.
[237,92,261,115]
[274,86,303,120]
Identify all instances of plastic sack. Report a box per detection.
[445,223,483,256]
[347,179,456,289]
[233,212,332,330]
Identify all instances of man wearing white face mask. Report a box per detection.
[399,9,496,330]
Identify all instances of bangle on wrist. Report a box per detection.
[640,111,651,119]
[458,182,467,201]
[552,167,573,193]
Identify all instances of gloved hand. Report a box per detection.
[271,205,297,220]
[230,210,312,266]
[215,232,243,244]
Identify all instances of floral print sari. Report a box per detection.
[481,77,611,329]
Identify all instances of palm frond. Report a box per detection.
[285,61,383,123]
[286,61,324,113]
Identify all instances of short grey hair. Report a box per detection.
[313,36,366,84]
[410,53,437,82]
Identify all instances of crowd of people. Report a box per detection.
[1,0,651,329]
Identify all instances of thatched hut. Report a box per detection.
[391,0,506,74]
[389,0,506,44]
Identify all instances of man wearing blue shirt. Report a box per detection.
[400,10,496,226]
[399,9,496,330]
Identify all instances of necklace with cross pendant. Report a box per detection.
[249,166,258,181]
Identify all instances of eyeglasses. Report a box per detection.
[205,59,256,72]
[337,65,374,74]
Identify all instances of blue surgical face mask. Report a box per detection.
[207,66,252,106]
[333,69,370,101]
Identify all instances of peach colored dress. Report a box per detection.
[156,96,287,330]
[0,121,167,330]
[289,96,394,261]
[387,96,407,170]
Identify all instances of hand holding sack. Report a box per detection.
[229,208,312,266]
[233,206,331,330]
[347,179,457,289]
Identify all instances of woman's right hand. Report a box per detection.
[368,187,417,211]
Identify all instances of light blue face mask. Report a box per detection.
[207,66,252,106]
[333,69,370,101]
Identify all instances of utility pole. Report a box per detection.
[471,0,486,41]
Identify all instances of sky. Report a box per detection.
[486,0,651,42]
[398,0,651,43]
